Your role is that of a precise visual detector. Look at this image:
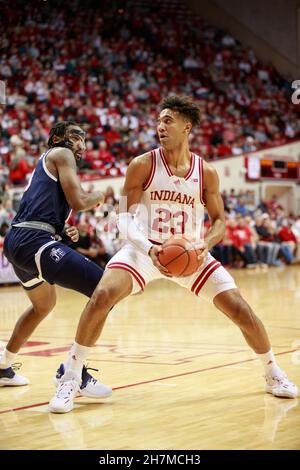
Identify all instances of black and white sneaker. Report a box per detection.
[54,363,112,399]
[0,363,30,387]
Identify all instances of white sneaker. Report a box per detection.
[54,364,112,399]
[265,372,298,399]
[0,363,30,387]
[49,371,80,413]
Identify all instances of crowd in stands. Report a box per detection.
[1,0,300,187]
[210,191,300,268]
[1,184,300,272]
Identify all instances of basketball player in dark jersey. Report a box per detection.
[0,121,112,401]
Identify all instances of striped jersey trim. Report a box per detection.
[159,148,172,177]
[42,151,57,182]
[65,209,73,224]
[21,277,43,288]
[143,151,156,190]
[148,238,163,246]
[159,148,196,180]
[198,157,205,206]
[184,153,195,180]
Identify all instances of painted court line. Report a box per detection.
[0,348,296,415]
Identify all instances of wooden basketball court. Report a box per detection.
[0,266,299,450]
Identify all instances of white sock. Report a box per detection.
[0,349,17,369]
[64,342,91,380]
[257,349,282,377]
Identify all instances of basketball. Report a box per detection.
[158,236,203,277]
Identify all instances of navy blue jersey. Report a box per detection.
[12,149,71,235]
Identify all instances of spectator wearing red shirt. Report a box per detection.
[278,222,297,244]
[267,195,283,212]
[98,141,114,165]
[234,217,258,267]
[212,218,240,267]
[9,148,31,186]
[277,221,297,264]
[254,215,281,266]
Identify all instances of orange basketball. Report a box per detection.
[158,236,203,277]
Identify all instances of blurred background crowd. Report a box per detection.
[1,0,300,272]
[1,0,299,186]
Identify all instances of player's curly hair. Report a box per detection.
[47,121,78,147]
[159,95,200,127]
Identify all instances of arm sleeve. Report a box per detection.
[117,212,153,255]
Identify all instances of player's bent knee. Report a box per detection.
[33,299,56,317]
[230,300,254,328]
[89,287,115,312]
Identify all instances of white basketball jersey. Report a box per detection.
[134,147,206,243]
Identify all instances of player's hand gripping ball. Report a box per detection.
[158,235,205,277]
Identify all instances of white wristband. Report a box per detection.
[117,212,153,255]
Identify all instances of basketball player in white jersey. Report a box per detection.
[50,96,297,413]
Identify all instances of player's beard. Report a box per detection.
[74,151,83,167]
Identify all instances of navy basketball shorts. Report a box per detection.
[3,227,103,297]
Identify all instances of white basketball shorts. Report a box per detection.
[106,242,237,303]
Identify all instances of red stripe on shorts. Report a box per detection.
[108,262,145,290]
[191,260,221,296]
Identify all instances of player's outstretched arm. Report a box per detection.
[53,148,104,211]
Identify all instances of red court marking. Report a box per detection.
[89,352,220,366]
[9,336,254,350]
[6,334,290,350]
[1,340,50,348]
[89,349,248,366]
[1,341,50,348]
[0,348,296,415]
[113,348,298,390]
[16,343,249,359]
[23,341,50,347]
[2,334,250,347]
[0,401,51,414]
[20,346,71,357]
